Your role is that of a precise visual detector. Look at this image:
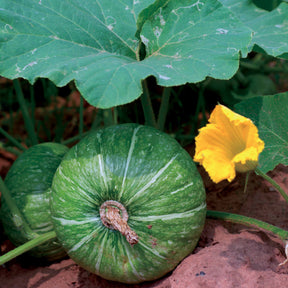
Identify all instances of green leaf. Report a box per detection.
[0,0,153,108]
[140,0,252,86]
[219,0,288,58]
[0,0,252,108]
[235,93,288,173]
[136,0,169,39]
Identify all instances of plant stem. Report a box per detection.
[79,95,84,138]
[240,61,288,74]
[0,176,35,237]
[243,172,251,194]
[0,231,57,265]
[255,168,288,204]
[30,84,36,129]
[193,82,208,132]
[61,131,89,145]
[207,210,288,241]
[103,109,115,127]
[113,107,118,124]
[140,80,157,128]
[13,79,38,146]
[0,127,27,151]
[157,87,171,131]
[0,146,22,156]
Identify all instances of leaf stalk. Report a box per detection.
[206,210,288,241]
[157,87,171,131]
[13,79,38,146]
[255,168,288,204]
[0,231,57,265]
[140,80,157,128]
[0,127,27,151]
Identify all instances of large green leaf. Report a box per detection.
[0,0,252,108]
[0,0,154,108]
[220,0,288,58]
[235,93,288,173]
[140,0,251,86]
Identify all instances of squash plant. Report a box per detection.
[1,0,288,284]
[1,142,68,260]
[51,123,206,283]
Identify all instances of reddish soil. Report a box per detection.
[1,150,288,287]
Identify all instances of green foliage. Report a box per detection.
[235,93,288,173]
[0,0,288,273]
[0,0,270,108]
[219,0,288,59]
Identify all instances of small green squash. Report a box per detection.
[1,142,68,261]
[51,124,206,283]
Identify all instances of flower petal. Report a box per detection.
[194,104,265,183]
[194,123,236,183]
[196,149,236,183]
[233,146,263,172]
[210,105,253,153]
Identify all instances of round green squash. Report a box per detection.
[51,124,206,283]
[1,142,69,261]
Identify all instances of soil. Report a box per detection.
[1,145,288,287]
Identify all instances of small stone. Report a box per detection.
[196,271,206,277]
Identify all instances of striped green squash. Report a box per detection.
[1,142,68,261]
[51,124,206,283]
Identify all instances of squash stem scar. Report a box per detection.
[100,200,139,246]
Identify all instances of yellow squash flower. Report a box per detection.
[194,104,264,183]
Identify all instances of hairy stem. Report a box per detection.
[0,146,22,156]
[0,231,57,265]
[140,80,157,128]
[255,168,288,204]
[240,61,288,74]
[157,87,171,131]
[103,109,115,127]
[61,132,89,145]
[0,127,26,151]
[207,210,288,241]
[79,95,84,138]
[13,79,38,146]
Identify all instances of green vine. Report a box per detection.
[255,168,288,204]
[206,210,288,241]
[13,79,38,146]
[140,80,158,128]
[0,231,57,265]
